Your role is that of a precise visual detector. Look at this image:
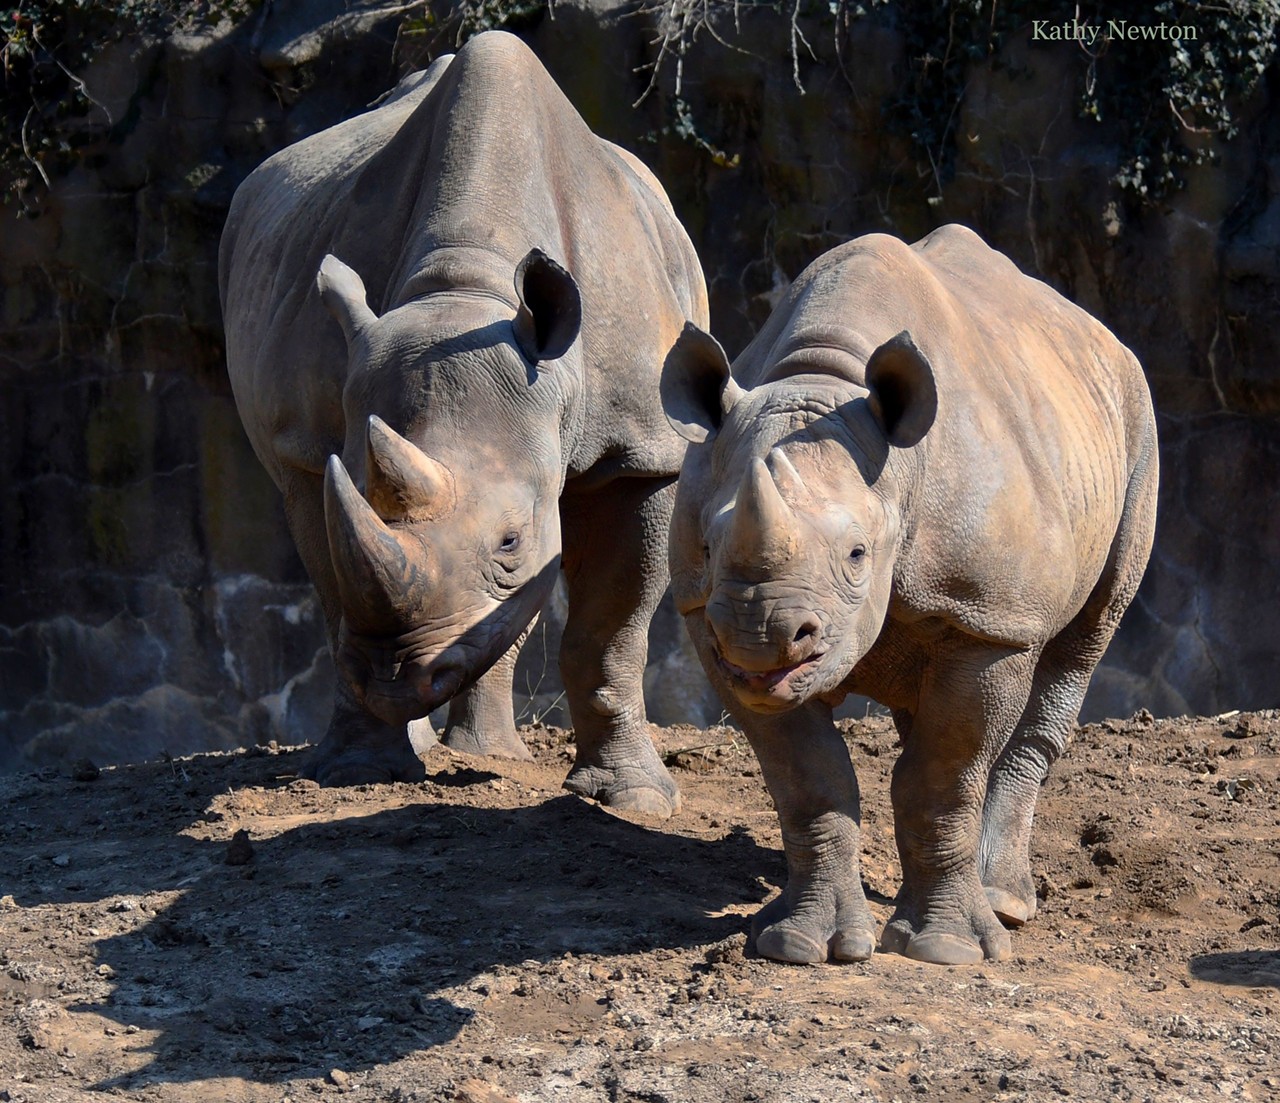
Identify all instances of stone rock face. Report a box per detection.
[0,8,409,770]
[1,3,1277,771]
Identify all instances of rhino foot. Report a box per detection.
[880,893,1012,966]
[977,828,1041,930]
[751,892,877,965]
[984,884,1036,928]
[442,723,534,762]
[562,761,681,819]
[300,741,428,787]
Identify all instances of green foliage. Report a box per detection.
[393,0,550,75]
[884,0,1280,203]
[3,0,1274,213]
[1096,1,1280,200]
[452,0,547,38]
[645,0,1279,205]
[0,0,552,213]
[1,0,257,213]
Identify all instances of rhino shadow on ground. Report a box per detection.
[1189,950,1280,989]
[1,749,772,1088]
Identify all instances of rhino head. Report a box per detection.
[315,248,581,726]
[662,323,937,715]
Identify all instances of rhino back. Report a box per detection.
[407,33,705,481]
[751,226,1154,644]
[221,31,704,487]
[383,33,707,480]
[220,56,455,482]
[902,224,1154,634]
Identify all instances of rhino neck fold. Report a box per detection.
[388,245,518,310]
[764,326,876,387]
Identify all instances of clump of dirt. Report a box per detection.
[1,711,1278,1102]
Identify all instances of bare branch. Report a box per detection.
[20,106,51,190]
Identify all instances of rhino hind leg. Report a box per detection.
[882,644,1038,966]
[441,630,533,761]
[979,437,1159,926]
[739,702,877,964]
[977,660,1087,928]
[557,477,681,818]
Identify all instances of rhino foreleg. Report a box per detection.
[442,625,534,761]
[558,477,681,818]
[882,642,1037,965]
[737,701,877,963]
[300,679,432,785]
[276,468,431,785]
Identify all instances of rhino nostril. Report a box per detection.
[705,599,732,647]
[792,618,820,644]
[430,664,463,700]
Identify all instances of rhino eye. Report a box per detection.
[499,531,521,554]
[849,544,866,562]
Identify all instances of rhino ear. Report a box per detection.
[661,321,744,444]
[513,248,582,365]
[317,254,377,345]
[865,330,937,448]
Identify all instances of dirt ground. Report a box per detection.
[2,709,1278,1103]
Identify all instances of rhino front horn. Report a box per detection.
[726,457,799,574]
[365,416,456,523]
[324,455,432,634]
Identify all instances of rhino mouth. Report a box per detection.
[336,626,481,726]
[715,650,826,704]
[356,661,466,719]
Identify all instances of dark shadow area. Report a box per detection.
[0,747,772,1089]
[1189,950,1280,989]
[862,883,895,908]
[427,765,503,787]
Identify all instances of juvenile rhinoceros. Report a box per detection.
[219,31,706,814]
[663,224,1157,964]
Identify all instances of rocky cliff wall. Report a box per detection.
[2,1,1276,771]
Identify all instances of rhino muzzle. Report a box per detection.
[704,455,829,711]
[339,632,468,726]
[705,589,826,711]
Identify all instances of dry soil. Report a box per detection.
[2,710,1278,1102]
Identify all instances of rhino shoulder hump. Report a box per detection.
[455,28,543,76]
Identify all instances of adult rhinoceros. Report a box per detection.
[662,224,1157,963]
[220,31,706,815]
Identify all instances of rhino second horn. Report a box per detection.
[727,457,799,573]
[365,415,456,522]
[767,448,807,501]
[324,455,431,634]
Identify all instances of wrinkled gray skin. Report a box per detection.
[664,225,1158,963]
[220,32,706,815]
